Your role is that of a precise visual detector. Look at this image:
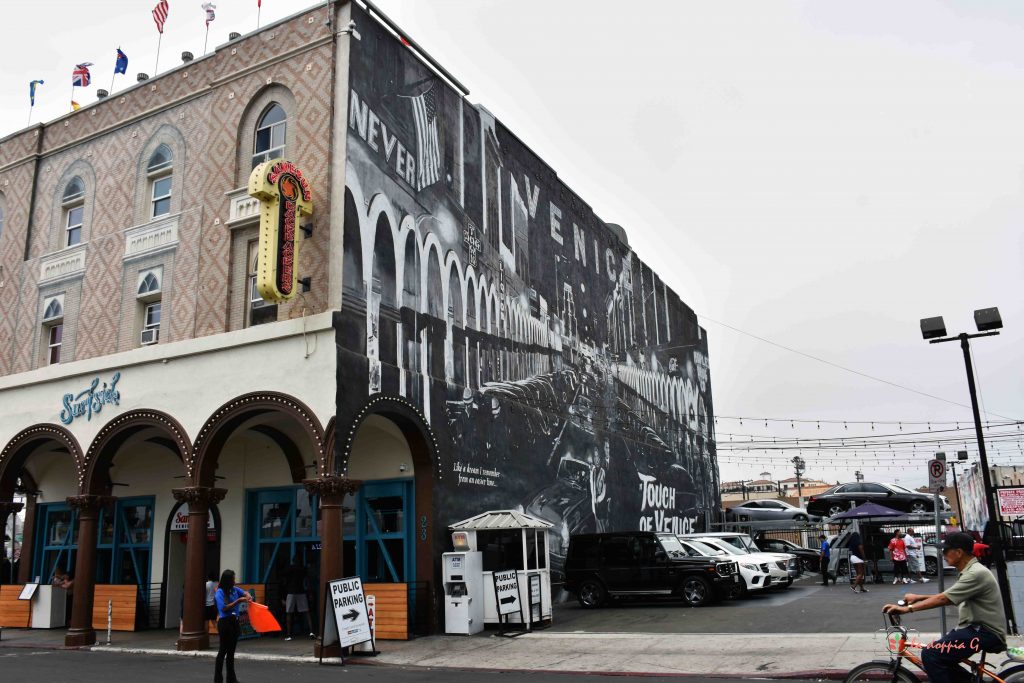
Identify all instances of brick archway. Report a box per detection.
[190,392,326,487]
[82,409,191,495]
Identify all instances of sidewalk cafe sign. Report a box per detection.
[59,372,121,425]
[320,576,374,664]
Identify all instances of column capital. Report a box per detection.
[172,487,227,508]
[65,495,115,513]
[0,500,24,516]
[303,476,361,500]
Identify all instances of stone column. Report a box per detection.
[173,487,226,651]
[65,495,114,647]
[304,476,361,658]
[0,501,23,584]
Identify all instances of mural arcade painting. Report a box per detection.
[337,5,720,576]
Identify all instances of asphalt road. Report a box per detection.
[550,572,956,633]
[0,648,822,683]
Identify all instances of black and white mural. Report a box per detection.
[337,5,719,573]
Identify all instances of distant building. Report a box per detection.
[721,475,832,505]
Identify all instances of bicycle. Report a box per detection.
[844,606,1024,683]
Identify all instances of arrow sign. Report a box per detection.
[342,609,359,621]
[325,577,372,650]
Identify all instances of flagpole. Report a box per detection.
[204,25,210,55]
[27,105,33,127]
[155,33,163,74]
[257,5,261,29]
[70,82,75,112]
[110,72,116,94]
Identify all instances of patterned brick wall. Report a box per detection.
[0,5,339,376]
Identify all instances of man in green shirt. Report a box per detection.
[883,532,1006,683]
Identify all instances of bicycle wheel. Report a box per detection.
[996,663,1024,682]
[844,660,917,683]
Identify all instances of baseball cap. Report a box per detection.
[942,532,975,554]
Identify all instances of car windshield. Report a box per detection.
[657,534,687,556]
[684,540,726,556]
[704,538,748,555]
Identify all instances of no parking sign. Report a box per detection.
[928,457,946,493]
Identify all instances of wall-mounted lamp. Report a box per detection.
[399,463,408,473]
[338,20,361,41]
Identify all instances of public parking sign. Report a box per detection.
[325,577,372,649]
[928,458,947,493]
[493,569,521,617]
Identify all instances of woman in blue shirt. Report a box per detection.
[214,569,251,683]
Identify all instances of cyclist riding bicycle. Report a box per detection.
[882,531,1006,683]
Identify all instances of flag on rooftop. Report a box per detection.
[202,3,216,27]
[71,101,81,111]
[153,0,170,34]
[29,80,44,106]
[72,63,93,87]
[115,48,129,75]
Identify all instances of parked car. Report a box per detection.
[680,532,798,587]
[753,536,821,573]
[827,522,955,578]
[726,499,818,523]
[677,537,771,597]
[564,532,739,608]
[807,482,952,518]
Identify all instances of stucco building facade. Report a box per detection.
[0,1,718,651]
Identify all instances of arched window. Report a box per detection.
[62,177,85,247]
[253,103,286,168]
[147,145,173,218]
[41,295,65,365]
[0,195,5,241]
[137,270,161,296]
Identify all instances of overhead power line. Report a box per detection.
[697,313,1021,422]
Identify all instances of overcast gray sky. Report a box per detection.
[2,1,1021,488]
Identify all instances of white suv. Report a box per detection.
[677,537,771,597]
[682,532,798,587]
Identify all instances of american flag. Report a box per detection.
[71,63,92,88]
[153,0,170,34]
[202,2,216,27]
[409,85,441,191]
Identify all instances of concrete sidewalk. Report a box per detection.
[0,625,947,678]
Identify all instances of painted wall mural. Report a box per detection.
[337,5,720,576]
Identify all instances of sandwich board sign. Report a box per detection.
[320,577,373,663]
[493,569,523,616]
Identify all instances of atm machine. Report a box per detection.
[443,532,484,635]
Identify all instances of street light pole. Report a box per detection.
[921,308,1015,634]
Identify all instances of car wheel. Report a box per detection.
[680,576,712,607]
[577,579,606,609]
[794,514,808,522]
[837,560,849,577]
[803,558,818,573]
[911,501,928,514]
[727,582,747,600]
[828,504,845,517]
[925,557,939,577]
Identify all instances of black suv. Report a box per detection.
[564,531,739,608]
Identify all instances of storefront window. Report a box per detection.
[35,504,78,582]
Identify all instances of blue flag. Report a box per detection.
[29,79,44,106]
[115,48,128,75]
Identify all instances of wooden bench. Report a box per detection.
[0,585,31,628]
[92,585,138,631]
[363,583,408,641]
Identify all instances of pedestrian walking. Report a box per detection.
[889,530,910,584]
[819,534,833,586]
[282,557,315,641]
[849,528,868,593]
[214,569,251,683]
[904,529,929,583]
[205,571,220,632]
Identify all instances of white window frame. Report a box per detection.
[147,146,174,219]
[46,323,63,364]
[141,301,161,345]
[252,104,287,169]
[62,179,85,248]
[246,241,277,327]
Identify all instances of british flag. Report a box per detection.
[71,63,93,88]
